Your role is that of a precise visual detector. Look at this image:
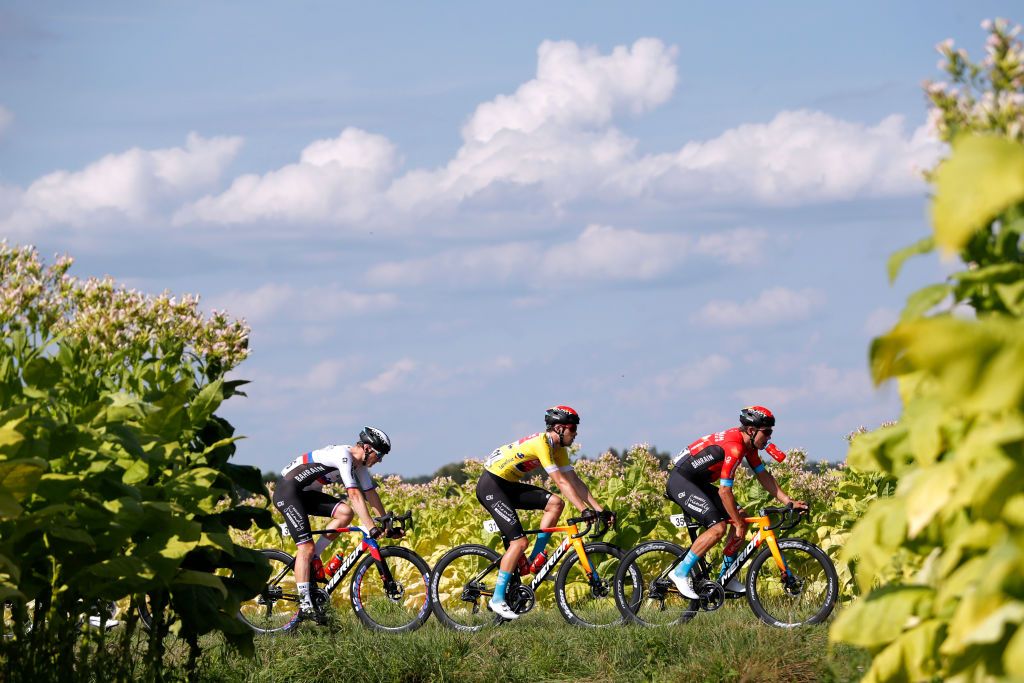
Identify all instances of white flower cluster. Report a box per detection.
[925,18,1024,144]
[1,242,250,371]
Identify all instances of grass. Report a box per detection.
[193,603,870,683]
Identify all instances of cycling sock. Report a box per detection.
[673,551,700,579]
[529,533,551,561]
[718,552,737,581]
[297,581,312,609]
[313,535,332,557]
[492,570,512,603]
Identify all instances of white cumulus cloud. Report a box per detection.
[462,38,678,144]
[694,287,827,328]
[178,127,399,225]
[0,132,242,236]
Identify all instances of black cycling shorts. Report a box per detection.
[475,470,552,542]
[272,478,347,545]
[666,469,729,528]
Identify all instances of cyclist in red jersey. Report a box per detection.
[666,406,806,598]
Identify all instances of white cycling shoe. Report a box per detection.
[488,598,519,620]
[669,571,700,600]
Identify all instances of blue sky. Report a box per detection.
[1,2,1015,476]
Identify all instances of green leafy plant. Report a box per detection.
[830,19,1024,682]
[0,244,273,681]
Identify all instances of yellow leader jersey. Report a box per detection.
[484,432,573,482]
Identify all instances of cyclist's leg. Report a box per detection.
[301,491,349,557]
[476,472,533,618]
[666,472,729,596]
[273,479,317,612]
[533,494,563,561]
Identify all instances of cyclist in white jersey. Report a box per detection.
[272,426,398,621]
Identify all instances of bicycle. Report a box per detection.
[237,510,432,634]
[613,504,838,628]
[429,513,640,630]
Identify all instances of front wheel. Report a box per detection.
[350,546,432,633]
[430,544,502,632]
[236,549,300,634]
[554,542,635,628]
[613,541,700,626]
[746,538,838,627]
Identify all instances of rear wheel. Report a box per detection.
[613,541,700,626]
[554,542,635,628]
[236,549,300,634]
[430,544,502,632]
[350,546,431,633]
[746,539,838,627]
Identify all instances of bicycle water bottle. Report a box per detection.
[766,443,786,462]
[324,551,345,577]
[528,550,548,574]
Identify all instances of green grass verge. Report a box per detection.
[195,604,869,683]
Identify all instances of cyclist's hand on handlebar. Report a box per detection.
[580,508,599,523]
[385,526,405,539]
[600,509,616,527]
[368,526,385,540]
[791,500,809,512]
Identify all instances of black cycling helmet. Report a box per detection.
[739,406,775,429]
[358,426,391,455]
[544,405,581,427]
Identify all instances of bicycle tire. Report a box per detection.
[554,542,636,628]
[613,540,700,626]
[745,538,838,627]
[236,548,301,634]
[350,546,432,633]
[429,544,502,632]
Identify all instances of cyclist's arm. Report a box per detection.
[549,469,600,513]
[754,470,805,508]
[345,487,379,531]
[361,487,387,519]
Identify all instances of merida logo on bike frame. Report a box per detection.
[530,537,570,590]
[721,531,761,583]
[324,547,363,593]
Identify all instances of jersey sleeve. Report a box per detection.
[718,443,745,486]
[538,439,569,474]
[746,449,766,474]
[324,446,360,489]
[354,465,376,491]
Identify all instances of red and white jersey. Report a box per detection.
[280,444,376,491]
[672,428,761,483]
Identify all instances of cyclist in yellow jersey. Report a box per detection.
[476,405,615,620]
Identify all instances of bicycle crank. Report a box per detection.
[695,579,725,611]
[506,585,536,615]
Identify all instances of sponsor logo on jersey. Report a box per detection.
[485,495,494,501]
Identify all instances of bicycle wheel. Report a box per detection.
[429,544,502,632]
[236,549,300,634]
[746,538,838,627]
[350,546,431,633]
[613,540,700,626]
[554,542,634,628]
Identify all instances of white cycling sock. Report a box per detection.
[297,581,312,609]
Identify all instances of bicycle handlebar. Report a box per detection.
[761,503,807,532]
[565,515,609,539]
[374,510,414,533]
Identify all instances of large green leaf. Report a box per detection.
[0,458,47,517]
[188,379,223,429]
[830,584,935,648]
[932,135,1024,251]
